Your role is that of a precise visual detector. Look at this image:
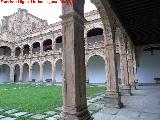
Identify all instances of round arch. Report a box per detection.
[43,61,52,82]
[87,28,104,47]
[55,36,62,50]
[0,46,11,56]
[43,39,52,51]
[22,63,29,82]
[0,64,10,83]
[32,62,40,82]
[15,47,21,57]
[32,42,40,54]
[23,44,30,55]
[55,59,62,83]
[88,55,106,83]
[14,64,20,82]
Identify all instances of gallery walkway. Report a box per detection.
[94,85,160,120]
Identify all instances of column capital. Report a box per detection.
[60,11,87,27]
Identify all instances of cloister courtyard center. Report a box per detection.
[0,0,160,120]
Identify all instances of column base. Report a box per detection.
[120,85,132,96]
[104,91,123,109]
[60,106,93,120]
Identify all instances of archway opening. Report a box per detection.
[43,61,52,82]
[88,55,106,84]
[32,62,40,82]
[55,36,62,50]
[14,64,20,82]
[0,64,10,83]
[0,46,11,56]
[55,59,62,83]
[22,63,29,82]
[23,44,30,55]
[43,39,52,51]
[32,42,40,54]
[15,47,21,57]
[87,28,104,47]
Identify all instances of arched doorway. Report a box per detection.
[14,64,20,82]
[88,55,106,83]
[22,63,29,82]
[43,61,52,82]
[32,62,40,82]
[55,59,62,83]
[0,64,10,83]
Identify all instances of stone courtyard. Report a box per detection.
[0,84,159,120]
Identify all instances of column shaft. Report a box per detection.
[10,67,14,82]
[40,63,43,82]
[60,1,91,119]
[29,65,32,82]
[19,66,23,81]
[52,63,56,83]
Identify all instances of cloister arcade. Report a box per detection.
[0,0,160,119]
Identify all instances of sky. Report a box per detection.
[0,0,97,24]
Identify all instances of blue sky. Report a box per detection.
[0,1,96,24]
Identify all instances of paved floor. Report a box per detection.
[94,85,160,120]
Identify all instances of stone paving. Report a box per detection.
[94,85,160,120]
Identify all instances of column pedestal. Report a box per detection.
[105,91,123,109]
[130,81,138,90]
[120,84,132,96]
[60,107,93,120]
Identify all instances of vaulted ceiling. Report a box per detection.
[108,0,160,46]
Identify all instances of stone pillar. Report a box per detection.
[104,28,123,108]
[132,48,138,84]
[127,53,135,84]
[10,66,14,82]
[85,64,89,84]
[128,52,136,89]
[60,1,91,120]
[40,63,43,82]
[19,65,23,82]
[120,53,132,95]
[29,65,32,82]
[40,42,43,52]
[52,63,56,83]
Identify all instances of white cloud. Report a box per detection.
[0,1,96,24]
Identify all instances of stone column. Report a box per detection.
[132,48,138,84]
[10,66,14,82]
[40,62,43,82]
[40,42,43,52]
[29,64,32,82]
[120,53,132,95]
[104,28,123,108]
[52,63,56,84]
[60,1,91,120]
[85,64,89,84]
[127,53,135,84]
[19,65,23,82]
